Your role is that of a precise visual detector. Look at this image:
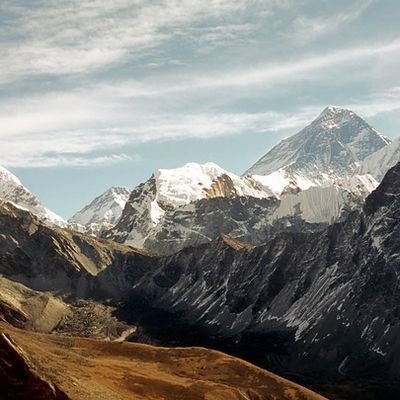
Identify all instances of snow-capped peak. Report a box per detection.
[104,161,280,251]
[0,165,65,226]
[154,162,273,207]
[69,186,131,227]
[245,106,390,194]
[319,105,353,115]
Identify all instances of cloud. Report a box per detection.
[0,0,285,81]
[1,33,399,168]
[289,1,374,43]
[80,38,399,98]
[2,83,400,168]
[182,38,400,89]
[346,86,400,118]
[184,23,257,54]
[3,153,135,169]
[0,1,399,168]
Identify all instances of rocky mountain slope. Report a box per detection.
[69,186,130,234]
[105,161,367,255]
[0,166,65,226]
[104,162,280,254]
[0,201,327,399]
[96,162,400,396]
[245,106,390,194]
[0,199,156,296]
[0,164,400,397]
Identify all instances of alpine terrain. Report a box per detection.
[0,197,325,400]
[102,107,387,255]
[69,186,130,234]
[359,137,400,181]
[0,162,399,399]
[99,162,400,399]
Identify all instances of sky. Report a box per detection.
[1,0,399,219]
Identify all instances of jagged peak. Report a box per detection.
[318,105,354,117]
[101,186,130,197]
[69,186,131,226]
[155,161,225,179]
[151,161,273,207]
[245,105,390,178]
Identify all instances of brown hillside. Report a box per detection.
[0,322,326,400]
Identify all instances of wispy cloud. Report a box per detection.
[289,0,374,43]
[0,0,284,81]
[1,84,399,168]
[346,86,400,118]
[4,153,135,169]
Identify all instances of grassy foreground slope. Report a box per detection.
[0,322,326,400]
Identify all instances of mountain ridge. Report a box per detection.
[101,107,385,254]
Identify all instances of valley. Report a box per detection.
[0,107,399,399]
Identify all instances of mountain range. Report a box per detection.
[69,186,130,235]
[0,105,399,399]
[2,106,398,256]
[100,106,395,254]
[0,162,399,398]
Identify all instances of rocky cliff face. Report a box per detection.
[97,163,400,386]
[104,162,281,254]
[105,159,375,255]
[0,332,70,400]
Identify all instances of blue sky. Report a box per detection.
[0,0,399,218]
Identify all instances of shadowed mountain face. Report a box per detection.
[97,163,400,392]
[360,138,400,181]
[0,164,399,399]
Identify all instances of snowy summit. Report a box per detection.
[246,106,390,195]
